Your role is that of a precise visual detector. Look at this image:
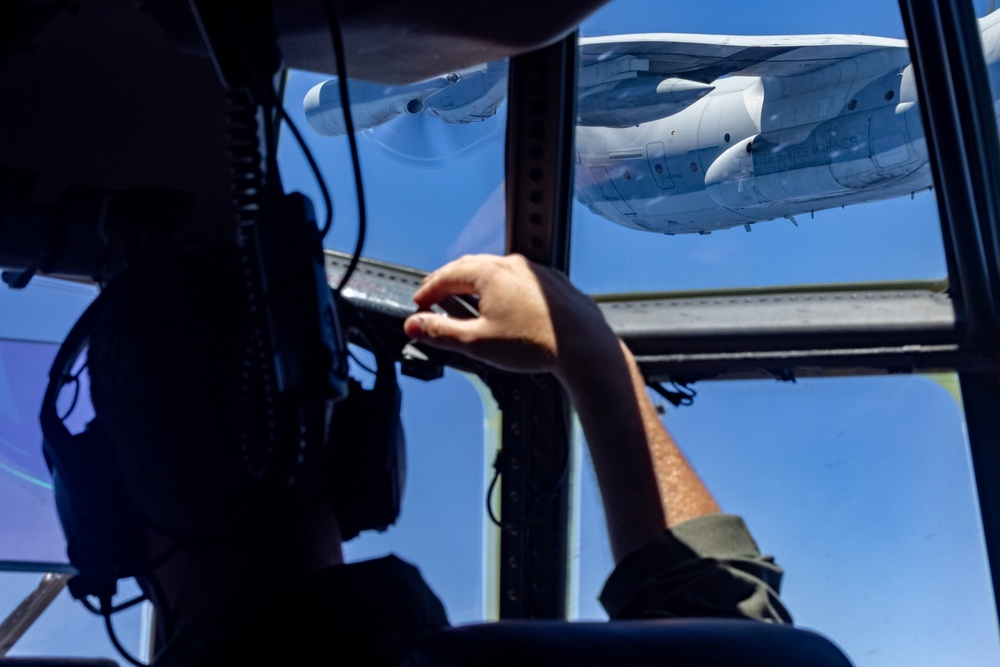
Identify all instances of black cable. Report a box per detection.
[221,27,354,492]
[55,362,83,421]
[221,0,334,244]
[87,595,148,667]
[79,587,143,616]
[486,463,505,529]
[143,570,175,642]
[347,347,377,376]
[278,105,333,236]
[320,0,367,293]
[223,21,303,488]
[100,597,148,667]
[108,593,148,614]
[220,4,346,490]
[486,432,570,532]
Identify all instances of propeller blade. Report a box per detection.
[361,108,503,168]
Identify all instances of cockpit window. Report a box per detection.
[560,1,1000,664]
[569,0,947,294]
[569,374,1000,665]
[283,62,509,271]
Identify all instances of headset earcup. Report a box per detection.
[42,420,147,600]
[39,288,148,600]
[328,373,406,542]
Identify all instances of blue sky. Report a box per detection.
[1,1,998,665]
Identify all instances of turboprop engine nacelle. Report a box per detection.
[423,62,507,124]
[705,104,926,211]
[304,63,506,136]
[304,79,442,136]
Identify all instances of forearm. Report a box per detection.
[557,337,720,563]
[404,254,720,563]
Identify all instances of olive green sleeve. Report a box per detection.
[599,514,792,624]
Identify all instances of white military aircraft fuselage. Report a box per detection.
[574,42,930,234]
[305,11,1000,235]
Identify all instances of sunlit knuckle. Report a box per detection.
[506,253,527,267]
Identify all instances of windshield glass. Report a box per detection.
[569,0,946,294]
[570,374,999,665]
[283,62,508,271]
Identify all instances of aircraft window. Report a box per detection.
[0,339,75,565]
[0,572,150,661]
[0,277,95,345]
[340,371,498,624]
[568,375,1000,666]
[0,333,494,661]
[569,0,948,293]
[283,64,507,624]
[284,60,509,271]
[0,279,150,661]
[0,280,94,565]
[1,55,509,658]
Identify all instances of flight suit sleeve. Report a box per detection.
[599,514,792,624]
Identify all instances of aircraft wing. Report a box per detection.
[579,32,910,83]
[307,33,913,133]
[305,61,507,136]
[576,33,911,126]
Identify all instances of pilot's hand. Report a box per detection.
[403,254,619,381]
